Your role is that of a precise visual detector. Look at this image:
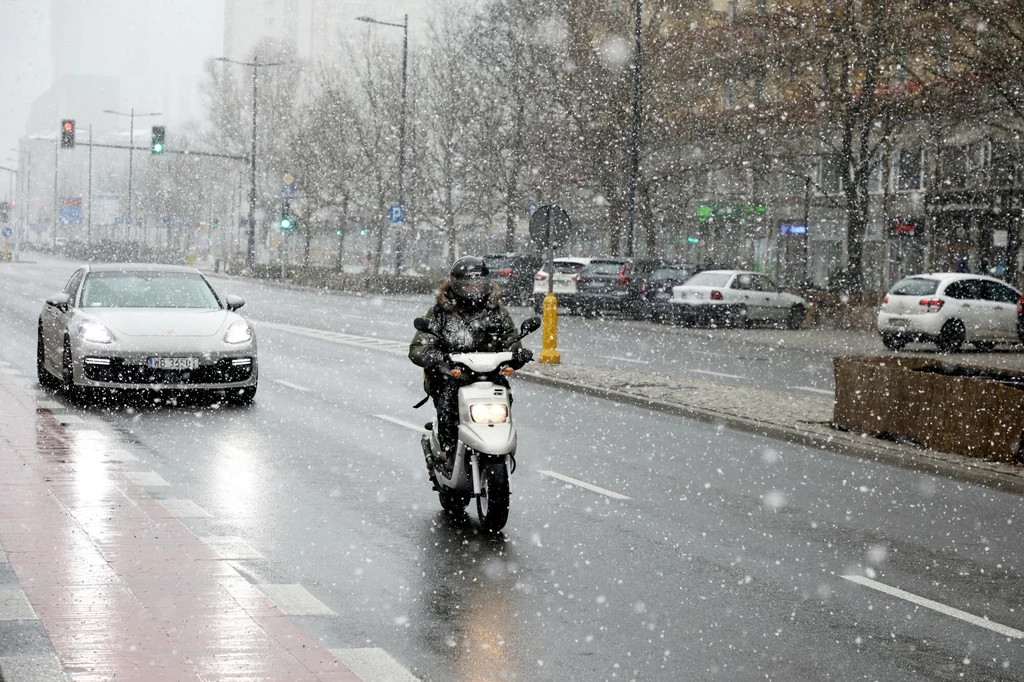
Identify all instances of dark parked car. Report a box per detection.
[574,258,667,318]
[1018,292,1024,342]
[483,253,542,305]
[636,263,700,321]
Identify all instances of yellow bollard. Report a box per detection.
[187,251,195,268]
[2,244,9,262]
[538,292,560,364]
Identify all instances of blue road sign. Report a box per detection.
[389,205,404,223]
[2,227,12,238]
[281,183,297,199]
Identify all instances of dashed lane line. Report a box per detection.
[842,575,1024,639]
[329,648,420,682]
[788,386,834,396]
[125,471,171,487]
[598,355,650,365]
[375,414,428,433]
[272,379,311,392]
[253,319,408,355]
[157,499,211,518]
[537,470,632,500]
[200,536,264,560]
[687,369,745,380]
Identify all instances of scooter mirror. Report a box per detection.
[414,317,431,332]
[520,316,542,336]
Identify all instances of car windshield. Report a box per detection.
[554,262,587,275]
[584,262,626,275]
[686,272,732,287]
[890,277,939,296]
[484,258,512,271]
[80,272,221,308]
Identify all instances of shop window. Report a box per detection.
[895,148,923,191]
[817,154,843,195]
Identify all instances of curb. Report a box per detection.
[518,369,1024,497]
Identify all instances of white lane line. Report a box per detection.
[273,379,310,392]
[259,584,336,616]
[687,369,745,380]
[374,414,428,433]
[598,355,650,365]
[157,499,211,518]
[843,575,1024,640]
[54,414,88,425]
[254,320,407,356]
[200,536,264,560]
[125,471,171,487]
[36,400,67,411]
[787,386,834,396]
[537,470,631,500]
[329,648,420,682]
[0,588,38,620]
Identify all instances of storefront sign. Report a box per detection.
[890,217,924,238]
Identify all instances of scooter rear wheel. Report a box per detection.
[477,462,510,532]
[438,490,471,515]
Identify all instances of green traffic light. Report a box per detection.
[280,217,291,229]
[687,237,699,244]
[153,143,163,153]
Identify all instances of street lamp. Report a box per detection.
[215,57,287,271]
[625,0,642,257]
[103,108,161,241]
[356,13,408,275]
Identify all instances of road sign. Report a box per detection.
[528,204,572,249]
[281,183,297,199]
[58,197,82,224]
[389,205,405,224]
[2,227,12,238]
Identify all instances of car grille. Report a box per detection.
[83,357,254,385]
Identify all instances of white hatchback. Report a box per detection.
[877,273,1021,352]
[531,257,592,312]
[669,270,807,328]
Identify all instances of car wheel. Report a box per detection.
[881,333,907,351]
[787,305,806,330]
[227,384,257,406]
[973,340,997,352]
[37,326,59,389]
[936,319,966,354]
[60,337,82,402]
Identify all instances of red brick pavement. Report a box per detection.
[0,375,362,682]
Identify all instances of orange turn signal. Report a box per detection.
[501,366,514,377]
[450,367,462,378]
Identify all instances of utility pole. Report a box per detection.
[87,124,93,244]
[103,109,161,242]
[52,137,58,247]
[216,57,287,271]
[625,0,643,257]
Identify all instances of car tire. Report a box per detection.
[60,337,82,402]
[787,305,806,330]
[228,384,257,406]
[973,340,997,352]
[37,326,59,389]
[881,333,907,351]
[936,319,966,354]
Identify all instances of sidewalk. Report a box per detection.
[519,361,1024,496]
[0,373,361,682]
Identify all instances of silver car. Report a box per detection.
[37,264,258,404]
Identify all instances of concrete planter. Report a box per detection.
[834,356,1024,463]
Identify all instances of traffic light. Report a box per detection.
[151,126,165,154]
[359,228,367,236]
[60,120,76,149]
[279,201,292,231]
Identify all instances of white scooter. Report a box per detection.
[413,316,541,532]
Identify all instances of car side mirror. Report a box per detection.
[520,316,542,336]
[225,295,245,311]
[46,293,70,311]
[414,317,431,332]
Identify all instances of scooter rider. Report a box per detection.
[409,256,533,469]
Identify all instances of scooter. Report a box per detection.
[413,316,541,532]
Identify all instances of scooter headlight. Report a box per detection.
[470,403,508,424]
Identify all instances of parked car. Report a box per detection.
[531,257,592,313]
[483,253,542,305]
[669,270,807,328]
[37,263,258,404]
[574,258,668,318]
[1018,292,1024,343]
[636,263,701,321]
[877,273,1021,352]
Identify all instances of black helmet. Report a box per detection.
[449,256,491,307]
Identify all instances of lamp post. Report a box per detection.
[625,0,642,257]
[215,57,286,271]
[0,163,15,261]
[356,13,408,275]
[103,108,161,242]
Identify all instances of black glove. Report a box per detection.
[511,347,533,368]
[422,347,447,367]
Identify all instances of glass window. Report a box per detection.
[982,280,1020,304]
[687,272,733,287]
[732,273,754,290]
[650,268,693,281]
[896,148,923,190]
[890,277,938,296]
[752,275,776,292]
[553,262,587,275]
[63,270,85,305]
[583,262,627,276]
[80,272,221,309]
[942,279,983,301]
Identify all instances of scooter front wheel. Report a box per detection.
[438,490,471,515]
[477,461,510,532]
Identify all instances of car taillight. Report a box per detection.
[535,272,547,281]
[919,298,944,313]
[571,273,579,282]
[497,268,513,276]
[618,264,629,286]
[711,290,724,300]
[641,279,647,294]
[881,294,889,308]
[1018,294,1024,316]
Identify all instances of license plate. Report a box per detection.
[147,357,200,370]
[655,292,671,299]
[888,318,911,327]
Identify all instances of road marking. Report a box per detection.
[842,575,1024,639]
[598,355,650,365]
[259,584,336,616]
[36,400,65,411]
[157,499,211,518]
[125,471,171,487]
[254,320,408,356]
[273,379,310,392]
[0,588,38,620]
[329,648,420,682]
[375,414,428,433]
[788,386,834,396]
[54,414,88,425]
[537,470,631,500]
[201,536,263,560]
[688,369,745,380]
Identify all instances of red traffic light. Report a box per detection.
[60,119,76,149]
[63,121,73,132]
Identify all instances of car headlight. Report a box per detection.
[470,403,508,424]
[79,321,114,344]
[224,320,252,345]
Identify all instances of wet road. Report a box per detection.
[1,257,1022,680]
